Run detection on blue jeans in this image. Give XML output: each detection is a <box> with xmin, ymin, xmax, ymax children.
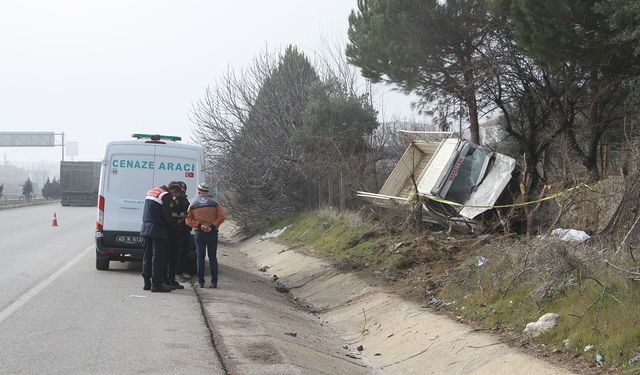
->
<box><xmin>195</xmin><ymin>230</ymin><xmax>218</xmax><ymax>285</ymax></box>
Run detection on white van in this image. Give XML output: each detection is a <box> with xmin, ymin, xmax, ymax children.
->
<box><xmin>95</xmin><ymin>134</ymin><xmax>204</xmax><ymax>270</ymax></box>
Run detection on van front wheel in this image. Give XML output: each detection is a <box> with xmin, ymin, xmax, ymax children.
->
<box><xmin>96</xmin><ymin>250</ymin><xmax>110</xmax><ymax>270</ymax></box>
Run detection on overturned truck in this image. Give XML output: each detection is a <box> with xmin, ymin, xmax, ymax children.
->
<box><xmin>358</xmin><ymin>131</ymin><xmax>517</xmax><ymax>232</ymax></box>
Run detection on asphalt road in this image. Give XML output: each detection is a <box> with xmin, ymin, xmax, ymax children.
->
<box><xmin>0</xmin><ymin>205</ymin><xmax>225</xmax><ymax>375</ymax></box>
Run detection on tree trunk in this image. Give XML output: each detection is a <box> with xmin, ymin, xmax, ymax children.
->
<box><xmin>595</xmin><ymin>156</ymin><xmax>640</xmax><ymax>255</ymax></box>
<box><xmin>467</xmin><ymin>96</ymin><xmax>481</xmax><ymax>145</ymax></box>
<box><xmin>462</xmin><ymin>64</ymin><xmax>481</xmax><ymax>145</ymax></box>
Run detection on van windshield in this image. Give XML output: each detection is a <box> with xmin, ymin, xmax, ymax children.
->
<box><xmin>444</xmin><ymin>145</ymin><xmax>493</xmax><ymax>204</ymax></box>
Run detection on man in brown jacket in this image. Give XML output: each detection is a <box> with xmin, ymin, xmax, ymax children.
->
<box><xmin>186</xmin><ymin>183</ymin><xmax>225</xmax><ymax>288</ymax></box>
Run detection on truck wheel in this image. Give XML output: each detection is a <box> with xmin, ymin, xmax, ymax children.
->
<box><xmin>96</xmin><ymin>250</ymin><xmax>110</xmax><ymax>270</ymax></box>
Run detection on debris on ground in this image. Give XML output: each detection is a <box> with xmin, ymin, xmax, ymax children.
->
<box><xmin>389</xmin><ymin>242</ymin><xmax>403</xmax><ymax>253</ymax></box>
<box><xmin>258</xmin><ymin>265</ymin><xmax>270</xmax><ymax>272</ymax></box>
<box><xmin>523</xmin><ymin>313</ymin><xmax>559</xmax><ymax>338</ymax></box>
<box><xmin>629</xmin><ymin>355</ymin><xmax>640</xmax><ymax>367</ymax></box>
<box><xmin>584</xmin><ymin>344</ymin><xmax>595</xmax><ymax>352</ymax></box>
<box><xmin>260</xmin><ymin>225</ymin><xmax>290</xmax><ymax>241</ymax></box>
<box><xmin>274</xmin><ymin>284</ymin><xmax>289</xmax><ymax>293</ymax></box>
<box><xmin>596</xmin><ymin>353</ymin><xmax>605</xmax><ymax>366</ymax></box>
<box><xmin>271</xmin><ymin>274</ymin><xmax>279</xmax><ymax>281</ymax></box>
<box><xmin>475</xmin><ymin>256</ymin><xmax>488</xmax><ymax>267</ymax></box>
<box><xmin>345</xmin><ymin>352</ymin><xmax>361</xmax><ymax>359</ymax></box>
<box><xmin>284</xmin><ymin>332</ymin><xmax>297</xmax><ymax>337</ymax></box>
<box><xmin>357</xmin><ymin>345</ymin><xmax>364</xmax><ymax>351</ymax></box>
<box><xmin>542</xmin><ymin>228</ymin><xmax>590</xmax><ymax>242</ymax></box>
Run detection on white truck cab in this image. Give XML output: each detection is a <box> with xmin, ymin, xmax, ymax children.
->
<box><xmin>95</xmin><ymin>134</ymin><xmax>204</xmax><ymax>270</ymax></box>
<box><xmin>358</xmin><ymin>131</ymin><xmax>517</xmax><ymax>231</ymax></box>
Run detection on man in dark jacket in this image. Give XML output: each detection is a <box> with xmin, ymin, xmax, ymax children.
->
<box><xmin>166</xmin><ymin>181</ymin><xmax>188</xmax><ymax>289</ymax></box>
<box><xmin>141</xmin><ymin>184</ymin><xmax>181</xmax><ymax>292</ymax></box>
<box><xmin>175</xmin><ymin>181</ymin><xmax>192</xmax><ymax>280</ymax></box>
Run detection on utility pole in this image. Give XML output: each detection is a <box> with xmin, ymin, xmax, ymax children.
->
<box><xmin>61</xmin><ymin>132</ymin><xmax>65</xmax><ymax>161</ymax></box>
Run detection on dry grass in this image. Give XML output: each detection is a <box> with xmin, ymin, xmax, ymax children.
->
<box><xmin>268</xmin><ymin>175</ymin><xmax>639</xmax><ymax>372</ymax></box>
<box><xmin>439</xmin><ymin>237</ymin><xmax>640</xmax><ymax>372</ymax></box>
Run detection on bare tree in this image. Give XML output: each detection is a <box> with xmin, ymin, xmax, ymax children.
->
<box><xmin>191</xmin><ymin>46</ymin><xmax>381</xmax><ymax>231</ymax></box>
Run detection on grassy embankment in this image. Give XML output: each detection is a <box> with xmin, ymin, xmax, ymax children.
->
<box><xmin>270</xmin><ymin>209</ymin><xmax>640</xmax><ymax>372</ymax></box>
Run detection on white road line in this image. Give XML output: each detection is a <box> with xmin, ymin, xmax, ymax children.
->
<box><xmin>0</xmin><ymin>245</ymin><xmax>93</xmax><ymax>324</ymax></box>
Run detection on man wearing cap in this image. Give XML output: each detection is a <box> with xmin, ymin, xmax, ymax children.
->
<box><xmin>141</xmin><ymin>184</ymin><xmax>182</xmax><ymax>292</ymax></box>
<box><xmin>186</xmin><ymin>183</ymin><xmax>225</xmax><ymax>288</ymax></box>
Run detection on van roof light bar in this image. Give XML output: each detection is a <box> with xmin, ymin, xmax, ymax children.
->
<box><xmin>131</xmin><ymin>133</ymin><xmax>182</xmax><ymax>142</ymax></box>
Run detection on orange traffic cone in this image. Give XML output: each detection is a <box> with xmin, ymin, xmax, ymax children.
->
<box><xmin>52</xmin><ymin>212</ymin><xmax>59</xmax><ymax>227</ymax></box>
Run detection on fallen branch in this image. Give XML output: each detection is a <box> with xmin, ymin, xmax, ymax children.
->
<box><xmin>500</xmin><ymin>247</ymin><xmax>532</xmax><ymax>299</ymax></box>
<box><xmin>604</xmin><ymin>259</ymin><xmax>640</xmax><ymax>280</ymax></box>
<box><xmin>361</xmin><ymin>307</ymin><xmax>368</xmax><ymax>334</ymax></box>
<box><xmin>573</xmin><ymin>276</ymin><xmax>621</xmax><ymax>325</ymax></box>
<box><xmin>576</xmin><ymin>277</ymin><xmax>607</xmax><ymax>323</ymax></box>
<box><xmin>467</xmin><ymin>336</ymin><xmax>520</xmax><ymax>349</ymax></box>
<box><xmin>616</xmin><ymin>212</ymin><xmax>640</xmax><ymax>261</ymax></box>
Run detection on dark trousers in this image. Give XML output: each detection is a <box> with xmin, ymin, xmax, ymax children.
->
<box><xmin>142</xmin><ymin>237</ymin><xmax>168</xmax><ymax>286</ymax></box>
<box><xmin>175</xmin><ymin>232</ymin><xmax>191</xmax><ymax>275</ymax></box>
<box><xmin>195</xmin><ymin>230</ymin><xmax>218</xmax><ymax>284</ymax></box>
<box><xmin>167</xmin><ymin>233</ymin><xmax>184</xmax><ymax>282</ymax></box>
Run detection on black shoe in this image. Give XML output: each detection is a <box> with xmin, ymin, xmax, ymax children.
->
<box><xmin>173</xmin><ymin>281</ymin><xmax>185</xmax><ymax>290</ymax></box>
<box><xmin>209</xmin><ymin>283</ymin><xmax>217</xmax><ymax>289</ymax></box>
<box><xmin>151</xmin><ymin>284</ymin><xmax>171</xmax><ymax>293</ymax></box>
<box><xmin>197</xmin><ymin>281</ymin><xmax>205</xmax><ymax>288</ymax></box>
<box><xmin>162</xmin><ymin>282</ymin><xmax>176</xmax><ymax>290</ymax></box>
<box><xmin>143</xmin><ymin>283</ymin><xmax>151</xmax><ymax>291</ymax></box>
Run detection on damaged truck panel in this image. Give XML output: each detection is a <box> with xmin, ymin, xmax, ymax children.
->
<box><xmin>459</xmin><ymin>153</ymin><xmax>516</xmax><ymax>219</ymax></box>
<box><xmin>358</xmin><ymin>130</ymin><xmax>517</xmax><ymax>226</ymax></box>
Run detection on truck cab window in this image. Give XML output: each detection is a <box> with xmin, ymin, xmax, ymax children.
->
<box><xmin>444</xmin><ymin>145</ymin><xmax>493</xmax><ymax>204</ymax></box>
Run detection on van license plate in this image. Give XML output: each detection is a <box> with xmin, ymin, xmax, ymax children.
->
<box><xmin>115</xmin><ymin>235</ymin><xmax>143</xmax><ymax>244</ymax></box>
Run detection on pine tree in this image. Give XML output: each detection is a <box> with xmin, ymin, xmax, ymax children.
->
<box><xmin>22</xmin><ymin>178</ymin><xmax>33</xmax><ymax>200</ymax></box>
<box><xmin>346</xmin><ymin>0</ymin><xmax>498</xmax><ymax>144</ymax></box>
<box><xmin>51</xmin><ymin>177</ymin><xmax>61</xmax><ymax>199</ymax></box>
<box><xmin>42</xmin><ymin>177</ymin><xmax>51</xmax><ymax>199</ymax></box>
<box><xmin>496</xmin><ymin>0</ymin><xmax>640</xmax><ymax>179</ymax></box>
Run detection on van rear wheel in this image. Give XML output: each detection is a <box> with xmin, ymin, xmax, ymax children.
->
<box><xmin>96</xmin><ymin>250</ymin><xmax>110</xmax><ymax>270</ymax></box>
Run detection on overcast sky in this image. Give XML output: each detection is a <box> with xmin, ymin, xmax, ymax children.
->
<box><xmin>0</xmin><ymin>0</ymin><xmax>419</xmax><ymax>164</ymax></box>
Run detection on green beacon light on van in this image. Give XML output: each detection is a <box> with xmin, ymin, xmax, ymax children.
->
<box><xmin>131</xmin><ymin>133</ymin><xmax>182</xmax><ymax>142</ymax></box>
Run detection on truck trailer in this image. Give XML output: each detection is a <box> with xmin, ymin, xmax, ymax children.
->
<box><xmin>60</xmin><ymin>161</ymin><xmax>101</xmax><ymax>206</ymax></box>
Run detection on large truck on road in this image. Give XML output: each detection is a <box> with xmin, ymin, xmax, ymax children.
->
<box><xmin>60</xmin><ymin>161</ymin><xmax>101</xmax><ymax>206</ymax></box>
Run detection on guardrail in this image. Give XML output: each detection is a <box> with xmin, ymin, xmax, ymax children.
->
<box><xmin>0</xmin><ymin>198</ymin><xmax>60</xmax><ymax>210</ymax></box>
